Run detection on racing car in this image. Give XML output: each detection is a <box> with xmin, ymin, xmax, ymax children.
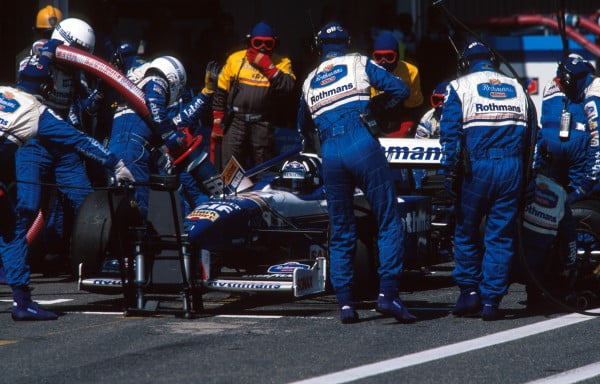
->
<box><xmin>69</xmin><ymin>138</ymin><xmax>450</xmax><ymax>316</ymax></box>
<box><xmin>69</xmin><ymin>136</ymin><xmax>600</xmax><ymax>316</ymax></box>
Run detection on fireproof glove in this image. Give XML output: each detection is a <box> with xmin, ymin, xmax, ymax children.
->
<box><xmin>246</xmin><ymin>48</ymin><xmax>279</xmax><ymax>79</ymax></box>
<box><xmin>203</xmin><ymin>60</ymin><xmax>220</xmax><ymax>95</ymax></box>
<box><xmin>163</xmin><ymin>127</ymin><xmax>195</xmax><ymax>158</ymax></box>
<box><xmin>212</xmin><ymin>110</ymin><xmax>224</xmax><ymax>139</ymax></box>
<box><xmin>114</xmin><ymin>160</ymin><xmax>135</xmax><ymax>183</ymax></box>
<box><xmin>39</xmin><ymin>38</ymin><xmax>64</xmax><ymax>60</ymax></box>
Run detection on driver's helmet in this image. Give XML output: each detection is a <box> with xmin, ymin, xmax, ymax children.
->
<box><xmin>278</xmin><ymin>154</ymin><xmax>322</xmax><ymax>193</ymax></box>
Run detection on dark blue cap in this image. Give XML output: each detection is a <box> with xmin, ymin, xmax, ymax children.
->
<box><xmin>373</xmin><ymin>32</ymin><xmax>399</xmax><ymax>52</ymax></box>
<box><xmin>250</xmin><ymin>22</ymin><xmax>275</xmax><ymax>38</ymax></box>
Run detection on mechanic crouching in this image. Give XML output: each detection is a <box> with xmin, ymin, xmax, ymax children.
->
<box><xmin>440</xmin><ymin>42</ymin><xmax>529</xmax><ymax>321</ymax></box>
<box><xmin>0</xmin><ymin>49</ymin><xmax>134</xmax><ymax>321</ymax></box>
<box><xmin>297</xmin><ymin>22</ymin><xmax>416</xmax><ymax>324</ymax></box>
<box><xmin>109</xmin><ymin>55</ymin><xmax>218</xmax><ymax>218</ymax></box>
<box><xmin>514</xmin><ymin>55</ymin><xmax>594</xmax><ymax>310</ymax></box>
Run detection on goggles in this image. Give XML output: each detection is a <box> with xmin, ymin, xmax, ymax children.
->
<box><xmin>372</xmin><ymin>50</ymin><xmax>397</xmax><ymax>64</ymax></box>
<box><xmin>430</xmin><ymin>93</ymin><xmax>445</xmax><ymax>109</ymax></box>
<box><xmin>250</xmin><ymin>37</ymin><xmax>275</xmax><ymax>50</ymax></box>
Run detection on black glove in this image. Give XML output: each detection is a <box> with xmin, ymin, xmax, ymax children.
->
<box><xmin>443</xmin><ymin>170</ymin><xmax>460</xmax><ymax>203</ymax></box>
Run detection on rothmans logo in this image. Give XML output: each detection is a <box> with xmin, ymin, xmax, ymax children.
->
<box><xmin>310</xmin><ymin>82</ymin><xmax>353</xmax><ymax>104</ymax></box>
<box><xmin>475</xmin><ymin>103</ymin><xmax>522</xmax><ymax>113</ymax></box>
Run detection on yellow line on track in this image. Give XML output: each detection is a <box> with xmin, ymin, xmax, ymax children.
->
<box><xmin>0</xmin><ymin>340</ymin><xmax>18</xmax><ymax>346</ymax></box>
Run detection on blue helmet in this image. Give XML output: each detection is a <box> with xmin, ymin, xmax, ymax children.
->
<box><xmin>316</xmin><ymin>22</ymin><xmax>350</xmax><ymax>59</ymax></box>
<box><xmin>458</xmin><ymin>41</ymin><xmax>497</xmax><ymax>73</ymax></box>
<box><xmin>112</xmin><ymin>42</ymin><xmax>139</xmax><ymax>72</ymax></box>
<box><xmin>557</xmin><ymin>53</ymin><xmax>595</xmax><ymax>101</ymax></box>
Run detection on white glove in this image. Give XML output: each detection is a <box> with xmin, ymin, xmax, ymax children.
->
<box><xmin>114</xmin><ymin>160</ymin><xmax>135</xmax><ymax>183</ymax></box>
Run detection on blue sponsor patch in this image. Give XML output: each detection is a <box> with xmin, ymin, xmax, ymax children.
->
<box><xmin>0</xmin><ymin>92</ymin><xmax>20</xmax><ymax>113</ymax></box>
<box><xmin>477</xmin><ymin>81</ymin><xmax>517</xmax><ymax>99</ymax></box>
<box><xmin>311</xmin><ymin>64</ymin><xmax>348</xmax><ymax>88</ymax></box>
<box><xmin>268</xmin><ymin>262</ymin><xmax>311</xmax><ymax>274</ymax></box>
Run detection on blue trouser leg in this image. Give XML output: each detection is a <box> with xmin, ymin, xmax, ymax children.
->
<box><xmin>45</xmin><ymin>149</ymin><xmax>93</xmax><ymax>253</ymax></box>
<box><xmin>323</xmin><ymin>126</ymin><xmax>403</xmax><ymax>301</ymax></box>
<box><xmin>108</xmin><ymin>128</ymin><xmax>150</xmax><ymax>217</ymax></box>
<box><xmin>8</xmin><ymin>141</ymin><xmax>54</xmax><ymax>285</ymax></box>
<box><xmin>453</xmin><ymin>157</ymin><xmax>522</xmax><ymax>305</ymax></box>
<box><xmin>322</xmin><ymin>137</ymin><xmax>356</xmax><ymax>301</ymax></box>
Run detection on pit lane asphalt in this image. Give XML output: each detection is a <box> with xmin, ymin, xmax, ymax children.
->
<box><xmin>2</xmin><ymin>265</ymin><xmax>600</xmax><ymax>384</ymax></box>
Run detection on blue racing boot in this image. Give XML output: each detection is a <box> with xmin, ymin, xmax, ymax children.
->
<box><xmin>377</xmin><ymin>289</ymin><xmax>417</xmax><ymax>323</ymax></box>
<box><xmin>481</xmin><ymin>304</ymin><xmax>503</xmax><ymax>321</ymax></box>
<box><xmin>452</xmin><ymin>289</ymin><xmax>482</xmax><ymax>317</ymax></box>
<box><xmin>0</xmin><ymin>267</ymin><xmax>6</xmax><ymax>285</ymax></box>
<box><xmin>11</xmin><ymin>286</ymin><xmax>58</xmax><ymax>321</ymax></box>
<box><xmin>339</xmin><ymin>304</ymin><xmax>359</xmax><ymax>324</ymax></box>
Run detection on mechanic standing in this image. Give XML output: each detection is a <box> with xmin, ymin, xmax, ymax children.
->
<box><xmin>556</xmin><ymin>54</ymin><xmax>600</xmax><ymax>189</ymax></box>
<box><xmin>212</xmin><ymin>22</ymin><xmax>296</xmax><ymax>170</ymax></box>
<box><xmin>370</xmin><ymin>32</ymin><xmax>424</xmax><ymax>137</ymax></box>
<box><xmin>516</xmin><ymin>55</ymin><xmax>594</xmax><ymax>309</ymax></box>
<box><xmin>440</xmin><ymin>41</ymin><xmax>529</xmax><ymax>321</ymax></box>
<box><xmin>297</xmin><ymin>22</ymin><xmax>416</xmax><ymax>324</ymax></box>
<box><xmin>0</xmin><ymin>49</ymin><xmax>134</xmax><ymax>321</ymax></box>
<box><xmin>15</xmin><ymin>18</ymin><xmax>102</xmax><ymax>274</ymax></box>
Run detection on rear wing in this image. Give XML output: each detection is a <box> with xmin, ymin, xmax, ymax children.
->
<box><xmin>379</xmin><ymin>138</ymin><xmax>442</xmax><ymax>168</ymax></box>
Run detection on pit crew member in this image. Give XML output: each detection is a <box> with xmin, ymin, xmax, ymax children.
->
<box><xmin>109</xmin><ymin>55</ymin><xmax>217</xmax><ymax>217</ymax></box>
<box><xmin>212</xmin><ymin>22</ymin><xmax>296</xmax><ymax>169</ymax></box>
<box><xmin>15</xmin><ymin>18</ymin><xmax>102</xmax><ymax>274</ymax></box>
<box><xmin>0</xmin><ymin>52</ymin><xmax>134</xmax><ymax>321</ymax></box>
<box><xmin>517</xmin><ymin>57</ymin><xmax>593</xmax><ymax>309</ymax></box>
<box><xmin>297</xmin><ymin>22</ymin><xmax>416</xmax><ymax>324</ymax></box>
<box><xmin>440</xmin><ymin>42</ymin><xmax>529</xmax><ymax>321</ymax></box>
<box><xmin>412</xmin><ymin>81</ymin><xmax>448</xmax><ymax>190</ymax></box>
<box><xmin>370</xmin><ymin>31</ymin><xmax>424</xmax><ymax>137</ymax></box>
<box><xmin>557</xmin><ymin>53</ymin><xmax>600</xmax><ymax>190</ymax></box>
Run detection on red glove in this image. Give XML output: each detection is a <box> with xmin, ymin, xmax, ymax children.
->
<box><xmin>246</xmin><ymin>48</ymin><xmax>279</xmax><ymax>79</ymax></box>
<box><xmin>212</xmin><ymin>110</ymin><xmax>224</xmax><ymax>138</ymax></box>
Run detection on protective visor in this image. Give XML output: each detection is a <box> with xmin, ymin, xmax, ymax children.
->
<box><xmin>372</xmin><ymin>50</ymin><xmax>398</xmax><ymax>64</ymax></box>
<box><xmin>430</xmin><ymin>93</ymin><xmax>445</xmax><ymax>109</ymax></box>
<box><xmin>250</xmin><ymin>37</ymin><xmax>275</xmax><ymax>50</ymax></box>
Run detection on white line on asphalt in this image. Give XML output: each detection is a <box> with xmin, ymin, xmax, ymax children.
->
<box><xmin>215</xmin><ymin>314</ymin><xmax>335</xmax><ymax>320</ymax></box>
<box><xmin>289</xmin><ymin>310</ymin><xmax>600</xmax><ymax>384</ymax></box>
<box><xmin>523</xmin><ymin>361</ymin><xmax>600</xmax><ymax>384</ymax></box>
<box><xmin>217</xmin><ymin>314</ymin><xmax>283</xmax><ymax>319</ymax></box>
<box><xmin>0</xmin><ymin>299</ymin><xmax>73</xmax><ymax>305</ymax></box>
<box><xmin>65</xmin><ymin>311</ymin><xmax>124</xmax><ymax>315</ymax></box>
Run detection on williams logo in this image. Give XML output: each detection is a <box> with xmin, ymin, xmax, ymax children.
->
<box><xmin>312</xmin><ymin>65</ymin><xmax>348</xmax><ymax>89</ymax></box>
<box><xmin>477</xmin><ymin>81</ymin><xmax>517</xmax><ymax>99</ymax></box>
<box><xmin>0</xmin><ymin>92</ymin><xmax>20</xmax><ymax>113</ymax></box>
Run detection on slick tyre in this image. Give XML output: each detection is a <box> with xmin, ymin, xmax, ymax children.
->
<box><xmin>69</xmin><ymin>190</ymin><xmax>143</xmax><ymax>277</ymax></box>
<box><xmin>571</xmin><ymin>199</ymin><xmax>600</xmax><ymax>238</ymax></box>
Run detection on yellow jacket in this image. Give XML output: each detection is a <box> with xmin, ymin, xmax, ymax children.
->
<box><xmin>371</xmin><ymin>60</ymin><xmax>423</xmax><ymax>109</ymax></box>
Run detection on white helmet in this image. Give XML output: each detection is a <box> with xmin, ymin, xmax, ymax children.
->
<box><xmin>51</xmin><ymin>18</ymin><xmax>95</xmax><ymax>53</ymax></box>
<box><xmin>146</xmin><ymin>56</ymin><xmax>187</xmax><ymax>106</ymax></box>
